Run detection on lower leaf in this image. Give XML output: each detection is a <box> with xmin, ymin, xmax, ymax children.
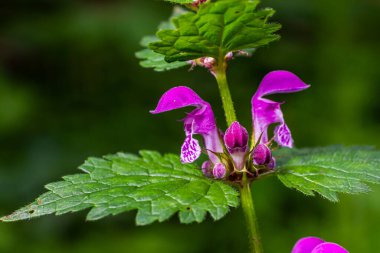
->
<box><xmin>1</xmin><ymin>151</ymin><xmax>239</xmax><ymax>225</ymax></box>
<box><xmin>275</xmin><ymin>146</ymin><xmax>380</xmax><ymax>202</ymax></box>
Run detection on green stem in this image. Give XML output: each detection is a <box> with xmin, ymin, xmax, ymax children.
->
<box><xmin>214</xmin><ymin>67</ymin><xmax>237</xmax><ymax>126</ymax></box>
<box><xmin>213</xmin><ymin>62</ymin><xmax>263</xmax><ymax>253</ymax></box>
<box><xmin>240</xmin><ymin>174</ymin><xmax>263</xmax><ymax>253</ymax></box>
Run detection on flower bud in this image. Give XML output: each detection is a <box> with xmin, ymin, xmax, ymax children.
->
<box><xmin>225</xmin><ymin>52</ymin><xmax>234</xmax><ymax>61</ymax></box>
<box><xmin>201</xmin><ymin>161</ymin><xmax>213</xmax><ymax>178</ymax></box>
<box><xmin>252</xmin><ymin>144</ymin><xmax>272</xmax><ymax>165</ymax></box>
<box><xmin>192</xmin><ymin>0</ymin><xmax>207</xmax><ymax>7</ymax></box>
<box><xmin>268</xmin><ymin>157</ymin><xmax>276</xmax><ymax>170</ymax></box>
<box><xmin>224</xmin><ymin>121</ymin><xmax>249</xmax><ymax>153</ymax></box>
<box><xmin>213</xmin><ymin>163</ymin><xmax>226</xmax><ymax>179</ymax></box>
<box><xmin>223</xmin><ymin>121</ymin><xmax>249</xmax><ymax>170</ymax></box>
<box><xmin>200</xmin><ymin>57</ymin><xmax>216</xmax><ymax>69</ymax></box>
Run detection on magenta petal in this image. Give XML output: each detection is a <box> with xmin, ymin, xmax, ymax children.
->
<box><xmin>180</xmin><ymin>136</ymin><xmax>202</xmax><ymax>164</ymax></box>
<box><xmin>255</xmin><ymin>70</ymin><xmax>311</xmax><ymax>98</ymax></box>
<box><xmin>203</xmin><ymin>128</ymin><xmax>224</xmax><ymax>163</ymax></box>
<box><xmin>274</xmin><ymin>123</ymin><xmax>294</xmax><ymax>148</ymax></box>
<box><xmin>311</xmin><ymin>243</ymin><xmax>349</xmax><ymax>253</ymax></box>
<box><xmin>151</xmin><ymin>86</ymin><xmax>215</xmax><ymax>134</ymax></box>
<box><xmin>252</xmin><ymin>71</ymin><xmax>310</xmax><ymax>146</ymax></box>
<box><xmin>151</xmin><ymin>86</ymin><xmax>205</xmax><ymax>113</ymax></box>
<box><xmin>151</xmin><ymin>86</ymin><xmax>223</xmax><ymax>163</ymax></box>
<box><xmin>252</xmin><ymin>98</ymin><xmax>284</xmax><ymax>144</ymax></box>
<box><xmin>292</xmin><ymin>237</ymin><xmax>325</xmax><ymax>253</ymax></box>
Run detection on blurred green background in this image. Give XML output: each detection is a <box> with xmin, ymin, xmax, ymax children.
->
<box><xmin>0</xmin><ymin>0</ymin><xmax>379</xmax><ymax>252</ymax></box>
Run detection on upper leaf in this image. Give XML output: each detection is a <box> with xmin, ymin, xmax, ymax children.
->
<box><xmin>135</xmin><ymin>9</ymin><xmax>190</xmax><ymax>72</ymax></box>
<box><xmin>136</xmin><ymin>36</ymin><xmax>189</xmax><ymax>72</ymax></box>
<box><xmin>1</xmin><ymin>151</ymin><xmax>239</xmax><ymax>225</ymax></box>
<box><xmin>149</xmin><ymin>0</ymin><xmax>281</xmax><ymax>62</ymax></box>
<box><xmin>275</xmin><ymin>146</ymin><xmax>380</xmax><ymax>202</ymax></box>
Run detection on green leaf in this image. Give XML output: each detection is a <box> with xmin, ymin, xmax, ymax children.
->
<box><xmin>135</xmin><ymin>8</ymin><xmax>190</xmax><ymax>72</ymax></box>
<box><xmin>1</xmin><ymin>151</ymin><xmax>239</xmax><ymax>225</ymax></box>
<box><xmin>136</xmin><ymin>36</ymin><xmax>189</xmax><ymax>72</ymax></box>
<box><xmin>275</xmin><ymin>146</ymin><xmax>380</xmax><ymax>202</ymax></box>
<box><xmin>149</xmin><ymin>0</ymin><xmax>281</xmax><ymax>62</ymax></box>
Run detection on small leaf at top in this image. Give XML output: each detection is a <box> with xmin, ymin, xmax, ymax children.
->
<box><xmin>275</xmin><ymin>146</ymin><xmax>380</xmax><ymax>202</ymax></box>
<box><xmin>1</xmin><ymin>151</ymin><xmax>239</xmax><ymax>225</ymax></box>
<box><xmin>149</xmin><ymin>0</ymin><xmax>281</xmax><ymax>62</ymax></box>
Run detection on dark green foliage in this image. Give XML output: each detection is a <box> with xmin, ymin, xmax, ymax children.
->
<box><xmin>136</xmin><ymin>36</ymin><xmax>189</xmax><ymax>71</ymax></box>
<box><xmin>1</xmin><ymin>151</ymin><xmax>239</xmax><ymax>225</ymax></box>
<box><xmin>150</xmin><ymin>0</ymin><xmax>281</xmax><ymax>62</ymax></box>
<box><xmin>275</xmin><ymin>146</ymin><xmax>380</xmax><ymax>202</ymax></box>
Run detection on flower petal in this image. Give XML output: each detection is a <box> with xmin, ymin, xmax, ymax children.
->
<box><xmin>255</xmin><ymin>70</ymin><xmax>310</xmax><ymax>98</ymax></box>
<box><xmin>311</xmin><ymin>243</ymin><xmax>349</xmax><ymax>253</ymax></box>
<box><xmin>151</xmin><ymin>86</ymin><xmax>223</xmax><ymax>163</ymax></box>
<box><xmin>180</xmin><ymin>136</ymin><xmax>202</xmax><ymax>164</ymax></box>
<box><xmin>151</xmin><ymin>86</ymin><xmax>205</xmax><ymax>113</ymax></box>
<box><xmin>252</xmin><ymin>71</ymin><xmax>310</xmax><ymax>146</ymax></box>
<box><xmin>252</xmin><ymin>98</ymin><xmax>283</xmax><ymax>144</ymax></box>
<box><xmin>274</xmin><ymin>123</ymin><xmax>294</xmax><ymax>148</ymax></box>
<box><xmin>151</xmin><ymin>86</ymin><xmax>216</xmax><ymax>134</ymax></box>
<box><xmin>292</xmin><ymin>237</ymin><xmax>325</xmax><ymax>253</ymax></box>
<box><xmin>203</xmin><ymin>128</ymin><xmax>224</xmax><ymax>163</ymax></box>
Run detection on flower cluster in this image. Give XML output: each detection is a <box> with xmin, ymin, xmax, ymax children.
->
<box><xmin>188</xmin><ymin>51</ymin><xmax>251</xmax><ymax>76</ymax></box>
<box><xmin>151</xmin><ymin>71</ymin><xmax>309</xmax><ymax>182</ymax></box>
<box><xmin>292</xmin><ymin>237</ymin><xmax>349</xmax><ymax>253</ymax></box>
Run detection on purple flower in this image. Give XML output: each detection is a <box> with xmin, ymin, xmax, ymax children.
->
<box><xmin>292</xmin><ymin>237</ymin><xmax>349</xmax><ymax>253</ymax></box>
<box><xmin>151</xmin><ymin>86</ymin><xmax>223</xmax><ymax>164</ymax></box>
<box><xmin>252</xmin><ymin>70</ymin><xmax>310</xmax><ymax>147</ymax></box>
<box><xmin>151</xmin><ymin>70</ymin><xmax>309</xmax><ymax>179</ymax></box>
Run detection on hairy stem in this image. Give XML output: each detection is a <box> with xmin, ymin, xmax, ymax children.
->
<box><xmin>214</xmin><ymin>66</ymin><xmax>237</xmax><ymax>126</ymax></box>
<box><xmin>241</xmin><ymin>173</ymin><xmax>263</xmax><ymax>253</ymax></box>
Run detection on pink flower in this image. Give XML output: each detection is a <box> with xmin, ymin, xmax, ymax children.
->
<box><xmin>292</xmin><ymin>237</ymin><xmax>349</xmax><ymax>253</ymax></box>
<box><xmin>151</xmin><ymin>71</ymin><xmax>309</xmax><ymax>179</ymax></box>
<box><xmin>252</xmin><ymin>71</ymin><xmax>310</xmax><ymax>147</ymax></box>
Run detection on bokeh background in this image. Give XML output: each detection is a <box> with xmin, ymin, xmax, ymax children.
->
<box><xmin>1</xmin><ymin>0</ymin><xmax>379</xmax><ymax>252</ymax></box>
